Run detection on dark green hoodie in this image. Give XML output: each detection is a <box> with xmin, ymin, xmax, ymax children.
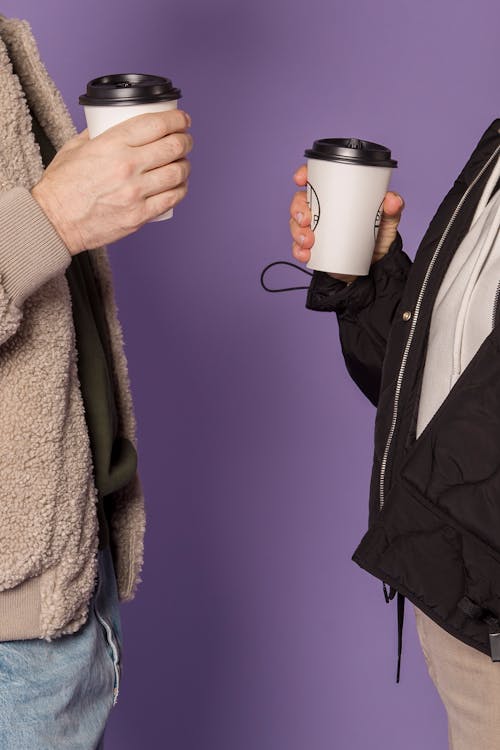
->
<box><xmin>29</xmin><ymin>104</ymin><xmax>137</xmax><ymax>549</ymax></box>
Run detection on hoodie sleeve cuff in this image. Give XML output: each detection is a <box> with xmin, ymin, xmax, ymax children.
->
<box><xmin>306</xmin><ymin>232</ymin><xmax>404</xmax><ymax>314</ymax></box>
<box><xmin>0</xmin><ymin>186</ymin><xmax>72</xmax><ymax>307</ymax></box>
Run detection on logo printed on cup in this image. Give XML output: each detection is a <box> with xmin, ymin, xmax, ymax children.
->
<box><xmin>306</xmin><ymin>182</ymin><xmax>321</xmax><ymax>231</ymax></box>
<box><xmin>374</xmin><ymin>199</ymin><xmax>384</xmax><ymax>239</ymax></box>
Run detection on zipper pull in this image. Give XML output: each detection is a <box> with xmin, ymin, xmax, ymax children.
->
<box><xmin>458</xmin><ymin>596</ymin><xmax>500</xmax><ymax>662</ymax></box>
<box><xmin>383</xmin><ymin>581</ymin><xmax>397</xmax><ymax>603</ymax></box>
<box><xmin>485</xmin><ymin>615</ymin><xmax>500</xmax><ymax>661</ymax></box>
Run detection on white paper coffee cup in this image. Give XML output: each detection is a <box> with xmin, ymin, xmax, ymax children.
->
<box><xmin>304</xmin><ymin>138</ymin><xmax>397</xmax><ymax>276</ymax></box>
<box><xmin>79</xmin><ymin>74</ymin><xmax>182</xmax><ymax>221</ymax></box>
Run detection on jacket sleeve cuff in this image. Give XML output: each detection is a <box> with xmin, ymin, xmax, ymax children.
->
<box><xmin>0</xmin><ymin>187</ymin><xmax>72</xmax><ymax>307</ymax></box>
<box><xmin>305</xmin><ymin>232</ymin><xmax>404</xmax><ymax>314</ymax></box>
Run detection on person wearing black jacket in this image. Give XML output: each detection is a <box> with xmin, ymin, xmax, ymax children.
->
<box><xmin>289</xmin><ymin>119</ymin><xmax>500</xmax><ymax>749</ymax></box>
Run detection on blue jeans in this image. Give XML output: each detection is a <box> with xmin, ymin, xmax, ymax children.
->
<box><xmin>0</xmin><ymin>545</ymin><xmax>122</xmax><ymax>750</ymax></box>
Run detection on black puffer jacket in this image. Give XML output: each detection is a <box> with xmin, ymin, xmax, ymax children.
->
<box><xmin>306</xmin><ymin>119</ymin><xmax>500</xmax><ymax>664</ymax></box>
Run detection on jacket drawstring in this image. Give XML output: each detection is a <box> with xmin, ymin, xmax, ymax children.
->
<box><xmin>396</xmin><ymin>592</ymin><xmax>405</xmax><ymax>683</ymax></box>
<box><xmin>383</xmin><ymin>582</ymin><xmax>405</xmax><ymax>683</ymax></box>
<box><xmin>262</xmin><ymin>258</ymin><xmax>411</xmax><ymax>683</ymax></box>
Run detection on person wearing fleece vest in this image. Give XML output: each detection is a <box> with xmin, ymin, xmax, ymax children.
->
<box><xmin>0</xmin><ymin>13</ymin><xmax>192</xmax><ymax>749</ymax></box>
<box><xmin>290</xmin><ymin>122</ymin><xmax>500</xmax><ymax>749</ymax></box>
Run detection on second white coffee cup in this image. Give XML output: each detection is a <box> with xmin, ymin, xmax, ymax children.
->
<box><xmin>304</xmin><ymin>138</ymin><xmax>397</xmax><ymax>276</ymax></box>
<box><xmin>79</xmin><ymin>74</ymin><xmax>182</xmax><ymax>221</ymax></box>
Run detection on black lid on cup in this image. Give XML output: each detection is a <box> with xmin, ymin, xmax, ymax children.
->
<box><xmin>79</xmin><ymin>74</ymin><xmax>182</xmax><ymax>106</ymax></box>
<box><xmin>304</xmin><ymin>138</ymin><xmax>397</xmax><ymax>168</ymax></box>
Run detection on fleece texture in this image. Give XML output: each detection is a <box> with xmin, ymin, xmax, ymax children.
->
<box><xmin>0</xmin><ymin>15</ymin><xmax>145</xmax><ymax>640</ymax></box>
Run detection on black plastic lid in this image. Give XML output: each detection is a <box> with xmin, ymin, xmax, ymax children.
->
<box><xmin>304</xmin><ymin>138</ymin><xmax>397</xmax><ymax>168</ymax></box>
<box><xmin>79</xmin><ymin>74</ymin><xmax>182</xmax><ymax>106</ymax></box>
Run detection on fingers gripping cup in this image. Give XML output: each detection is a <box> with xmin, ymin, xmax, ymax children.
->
<box><xmin>79</xmin><ymin>74</ymin><xmax>182</xmax><ymax>221</ymax></box>
<box><xmin>304</xmin><ymin>138</ymin><xmax>397</xmax><ymax>275</ymax></box>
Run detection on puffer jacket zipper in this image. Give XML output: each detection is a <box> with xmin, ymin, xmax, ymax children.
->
<box><xmin>379</xmin><ymin>144</ymin><xmax>500</xmax><ymax>511</ymax></box>
<box><xmin>492</xmin><ymin>280</ymin><xmax>500</xmax><ymax>330</ymax></box>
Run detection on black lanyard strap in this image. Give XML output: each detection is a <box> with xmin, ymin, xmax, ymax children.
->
<box><xmin>260</xmin><ymin>261</ymin><xmax>313</xmax><ymax>293</ymax></box>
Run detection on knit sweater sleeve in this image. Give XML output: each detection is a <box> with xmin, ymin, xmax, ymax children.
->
<box><xmin>0</xmin><ymin>186</ymin><xmax>71</xmax><ymax>345</ymax></box>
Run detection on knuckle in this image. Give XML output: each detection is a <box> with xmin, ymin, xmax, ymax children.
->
<box><xmin>178</xmin><ymin>110</ymin><xmax>190</xmax><ymax>128</ymax></box>
<box><xmin>176</xmin><ymin>182</ymin><xmax>188</xmax><ymax>201</ymax></box>
<box><xmin>164</xmin><ymin>161</ymin><xmax>183</xmax><ymax>188</ymax></box>
<box><xmin>382</xmin><ymin>214</ymin><xmax>400</xmax><ymax>227</ymax></box>
<box><xmin>172</xmin><ymin>133</ymin><xmax>186</xmax><ymax>157</ymax></box>
<box><xmin>174</xmin><ymin>161</ymin><xmax>186</xmax><ymax>185</ymax></box>
<box><xmin>168</xmin><ymin>182</ymin><xmax>188</xmax><ymax>209</ymax></box>
<box><xmin>116</xmin><ymin>159</ymin><xmax>135</xmax><ymax>182</ymax></box>
<box><xmin>164</xmin><ymin>133</ymin><xmax>180</xmax><ymax>159</ymax></box>
<box><xmin>128</xmin><ymin>113</ymin><xmax>163</xmax><ymax>142</ymax></box>
<box><xmin>128</xmin><ymin>204</ymin><xmax>146</xmax><ymax>229</ymax></box>
<box><xmin>163</xmin><ymin>192</ymin><xmax>176</xmax><ymax>211</ymax></box>
<box><xmin>292</xmin><ymin>192</ymin><xmax>307</xmax><ymax>209</ymax></box>
<box><xmin>120</xmin><ymin>182</ymin><xmax>141</xmax><ymax>207</ymax></box>
<box><xmin>148</xmin><ymin>115</ymin><xmax>167</xmax><ymax>139</ymax></box>
<box><xmin>168</xmin><ymin>133</ymin><xmax>183</xmax><ymax>154</ymax></box>
<box><xmin>162</xmin><ymin>109</ymin><xmax>180</xmax><ymax>124</ymax></box>
<box><xmin>163</xmin><ymin>134</ymin><xmax>191</xmax><ymax>164</ymax></box>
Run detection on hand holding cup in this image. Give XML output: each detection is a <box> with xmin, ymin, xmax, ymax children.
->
<box><xmin>32</xmin><ymin>108</ymin><xmax>192</xmax><ymax>256</ymax></box>
<box><xmin>289</xmin><ymin>164</ymin><xmax>405</xmax><ymax>283</ymax></box>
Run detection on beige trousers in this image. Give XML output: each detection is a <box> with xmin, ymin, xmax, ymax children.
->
<box><xmin>414</xmin><ymin>605</ymin><xmax>500</xmax><ymax>749</ymax></box>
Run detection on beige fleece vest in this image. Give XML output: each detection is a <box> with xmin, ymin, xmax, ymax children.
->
<box><xmin>0</xmin><ymin>15</ymin><xmax>145</xmax><ymax>640</ymax></box>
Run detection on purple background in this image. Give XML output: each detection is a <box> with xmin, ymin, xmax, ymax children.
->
<box><xmin>2</xmin><ymin>0</ymin><xmax>499</xmax><ymax>747</ymax></box>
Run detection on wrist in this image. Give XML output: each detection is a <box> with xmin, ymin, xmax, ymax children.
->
<box><xmin>31</xmin><ymin>181</ymin><xmax>83</xmax><ymax>256</ymax></box>
<box><xmin>327</xmin><ymin>272</ymin><xmax>358</xmax><ymax>285</ymax></box>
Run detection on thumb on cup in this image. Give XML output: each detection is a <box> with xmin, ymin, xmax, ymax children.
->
<box><xmin>382</xmin><ymin>191</ymin><xmax>405</xmax><ymax>222</ymax></box>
